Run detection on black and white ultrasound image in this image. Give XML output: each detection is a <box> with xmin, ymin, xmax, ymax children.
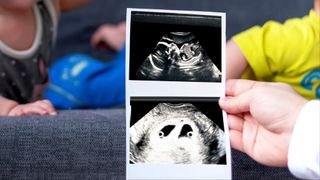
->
<box><xmin>130</xmin><ymin>97</ymin><xmax>226</xmax><ymax>164</ymax></box>
<box><xmin>130</xmin><ymin>12</ymin><xmax>222</xmax><ymax>82</ymax></box>
<box><xmin>136</xmin><ymin>32</ymin><xmax>221</xmax><ymax>82</ymax></box>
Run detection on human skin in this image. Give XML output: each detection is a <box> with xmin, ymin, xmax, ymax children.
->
<box><xmin>219</xmin><ymin>79</ymin><xmax>307</xmax><ymax>167</ymax></box>
<box><xmin>226</xmin><ymin>0</ymin><xmax>320</xmax><ymax>79</ymax></box>
<box><xmin>0</xmin><ymin>0</ymin><xmax>91</xmax><ymax>116</ymax></box>
<box><xmin>91</xmin><ymin>22</ymin><xmax>126</xmax><ymax>51</ymax></box>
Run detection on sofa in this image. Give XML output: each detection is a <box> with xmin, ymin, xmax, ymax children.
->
<box><xmin>0</xmin><ymin>109</ymin><xmax>298</xmax><ymax>179</ymax></box>
<box><xmin>1</xmin><ymin>0</ymin><xmax>312</xmax><ymax>179</ymax></box>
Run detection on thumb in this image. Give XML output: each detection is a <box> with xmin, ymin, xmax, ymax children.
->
<box><xmin>91</xmin><ymin>31</ymin><xmax>101</xmax><ymax>47</ymax></box>
<box><xmin>219</xmin><ymin>90</ymin><xmax>254</xmax><ymax>114</ymax></box>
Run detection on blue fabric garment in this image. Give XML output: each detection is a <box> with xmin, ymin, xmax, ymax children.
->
<box><xmin>45</xmin><ymin>47</ymin><xmax>125</xmax><ymax>109</ymax></box>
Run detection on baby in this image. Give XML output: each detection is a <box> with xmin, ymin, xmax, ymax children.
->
<box><xmin>0</xmin><ymin>0</ymin><xmax>90</xmax><ymax>116</ymax></box>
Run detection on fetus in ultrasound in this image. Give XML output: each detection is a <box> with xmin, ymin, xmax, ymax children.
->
<box><xmin>136</xmin><ymin>32</ymin><xmax>222</xmax><ymax>82</ymax></box>
<box><xmin>130</xmin><ymin>103</ymin><xmax>225</xmax><ymax>164</ymax></box>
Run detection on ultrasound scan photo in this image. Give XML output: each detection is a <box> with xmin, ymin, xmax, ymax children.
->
<box><xmin>136</xmin><ymin>32</ymin><xmax>222</xmax><ymax>82</ymax></box>
<box><xmin>130</xmin><ymin>102</ymin><xmax>225</xmax><ymax>164</ymax></box>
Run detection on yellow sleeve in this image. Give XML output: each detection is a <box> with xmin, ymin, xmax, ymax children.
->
<box><xmin>232</xmin><ymin>19</ymin><xmax>308</xmax><ymax>81</ymax></box>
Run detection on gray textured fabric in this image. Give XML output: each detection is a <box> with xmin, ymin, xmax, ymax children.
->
<box><xmin>0</xmin><ymin>109</ymin><xmax>126</xmax><ymax>180</ymax></box>
<box><xmin>0</xmin><ymin>109</ymin><xmax>297</xmax><ymax>179</ymax></box>
<box><xmin>232</xmin><ymin>150</ymin><xmax>298</xmax><ymax>180</ymax></box>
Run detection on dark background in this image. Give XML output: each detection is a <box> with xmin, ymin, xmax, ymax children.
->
<box><xmin>130</xmin><ymin>97</ymin><xmax>224</xmax><ymax>131</ymax></box>
<box><xmin>52</xmin><ymin>0</ymin><xmax>313</xmax><ymax>64</ymax></box>
<box><xmin>129</xmin><ymin>12</ymin><xmax>222</xmax><ymax>80</ymax></box>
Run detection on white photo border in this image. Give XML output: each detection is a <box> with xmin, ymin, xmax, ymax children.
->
<box><xmin>126</xmin><ymin>8</ymin><xmax>231</xmax><ymax>180</ymax></box>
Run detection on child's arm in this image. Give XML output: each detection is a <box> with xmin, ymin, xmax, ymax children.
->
<box><xmin>0</xmin><ymin>96</ymin><xmax>19</xmax><ymax>116</ymax></box>
<box><xmin>0</xmin><ymin>96</ymin><xmax>57</xmax><ymax>116</ymax></box>
<box><xmin>226</xmin><ymin>40</ymin><xmax>249</xmax><ymax>79</ymax></box>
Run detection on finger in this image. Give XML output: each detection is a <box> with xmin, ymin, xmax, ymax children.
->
<box><xmin>229</xmin><ymin>130</ymin><xmax>244</xmax><ymax>152</ymax></box>
<box><xmin>227</xmin><ymin>114</ymin><xmax>244</xmax><ymax>132</ymax></box>
<box><xmin>118</xmin><ymin>22</ymin><xmax>126</xmax><ymax>31</ymax></box>
<box><xmin>226</xmin><ymin>79</ymin><xmax>259</xmax><ymax>96</ymax></box>
<box><xmin>241</xmin><ymin>114</ymin><xmax>259</xmax><ymax>156</ymax></box>
<box><xmin>219</xmin><ymin>91</ymin><xmax>253</xmax><ymax>114</ymax></box>
<box><xmin>91</xmin><ymin>32</ymin><xmax>110</xmax><ymax>50</ymax></box>
<box><xmin>16</xmin><ymin>109</ymin><xmax>26</xmax><ymax>116</ymax></box>
<box><xmin>8</xmin><ymin>107</ymin><xmax>25</xmax><ymax>116</ymax></box>
<box><xmin>38</xmin><ymin>100</ymin><xmax>57</xmax><ymax>115</ymax></box>
<box><xmin>118</xmin><ymin>22</ymin><xmax>126</xmax><ymax>36</ymax></box>
<box><xmin>8</xmin><ymin>109</ymin><xmax>16</xmax><ymax>116</ymax></box>
<box><xmin>22</xmin><ymin>105</ymin><xmax>49</xmax><ymax>115</ymax></box>
<box><xmin>91</xmin><ymin>25</ymin><xmax>113</xmax><ymax>47</ymax></box>
<box><xmin>91</xmin><ymin>30</ymin><xmax>102</xmax><ymax>47</ymax></box>
<box><xmin>91</xmin><ymin>26</ymin><xmax>107</xmax><ymax>47</ymax></box>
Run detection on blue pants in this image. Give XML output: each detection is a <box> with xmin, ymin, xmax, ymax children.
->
<box><xmin>45</xmin><ymin>47</ymin><xmax>125</xmax><ymax>109</ymax></box>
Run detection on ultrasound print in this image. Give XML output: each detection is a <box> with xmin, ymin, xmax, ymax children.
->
<box><xmin>130</xmin><ymin>103</ymin><xmax>225</xmax><ymax>164</ymax></box>
<box><xmin>136</xmin><ymin>32</ymin><xmax>222</xmax><ymax>82</ymax></box>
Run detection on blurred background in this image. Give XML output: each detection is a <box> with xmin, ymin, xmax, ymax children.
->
<box><xmin>53</xmin><ymin>0</ymin><xmax>313</xmax><ymax>63</ymax></box>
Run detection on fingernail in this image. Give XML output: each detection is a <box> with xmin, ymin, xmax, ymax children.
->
<box><xmin>220</xmin><ymin>97</ymin><xmax>232</xmax><ymax>102</ymax></box>
<box><xmin>220</xmin><ymin>97</ymin><xmax>227</xmax><ymax>102</ymax></box>
<box><xmin>219</xmin><ymin>97</ymin><xmax>228</xmax><ymax>107</ymax></box>
<box><xmin>50</xmin><ymin>112</ymin><xmax>57</xmax><ymax>115</ymax></box>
